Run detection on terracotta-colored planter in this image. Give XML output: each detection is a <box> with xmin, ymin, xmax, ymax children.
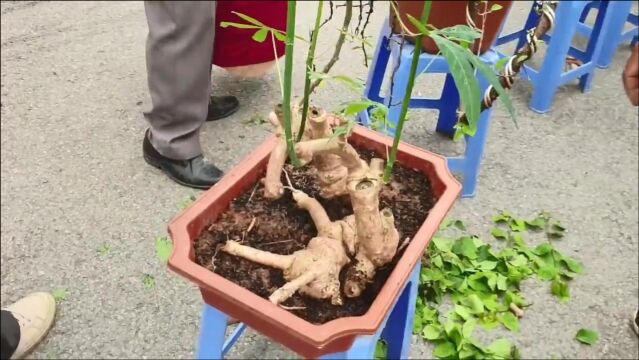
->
<box><xmin>167</xmin><ymin>126</ymin><xmax>461</xmax><ymax>358</ymax></box>
<box><xmin>391</xmin><ymin>1</ymin><xmax>513</xmax><ymax>55</ymax></box>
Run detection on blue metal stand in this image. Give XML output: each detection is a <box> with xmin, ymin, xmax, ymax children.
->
<box><xmin>495</xmin><ymin>0</ymin><xmax>613</xmax><ymax>113</ymax></box>
<box><xmin>360</xmin><ymin>24</ymin><xmax>499</xmax><ymax>198</ymax></box>
<box><xmin>196</xmin><ymin>263</ymin><xmax>421</xmax><ymax>359</ymax></box>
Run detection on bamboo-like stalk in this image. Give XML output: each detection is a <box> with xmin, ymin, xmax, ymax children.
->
<box><xmin>297</xmin><ymin>0</ymin><xmax>324</xmax><ymax>142</ymax></box>
<box><xmin>456</xmin><ymin>1</ymin><xmax>558</xmax><ymax>127</ymax></box>
<box><xmin>382</xmin><ymin>0</ymin><xmax>432</xmax><ymax>182</ymax></box>
<box><xmin>283</xmin><ymin>1</ymin><xmax>302</xmax><ymax>167</ymax></box>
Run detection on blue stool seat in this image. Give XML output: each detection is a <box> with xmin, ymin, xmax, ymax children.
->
<box><xmin>495</xmin><ymin>0</ymin><xmax>613</xmax><ymax>113</ymax></box>
<box><xmin>577</xmin><ymin>0</ymin><xmax>638</xmax><ymax>69</ymax></box>
<box><xmin>360</xmin><ymin>23</ymin><xmax>499</xmax><ymax>198</ymax></box>
<box><xmin>196</xmin><ymin>263</ymin><xmax>421</xmax><ymax>359</ymax></box>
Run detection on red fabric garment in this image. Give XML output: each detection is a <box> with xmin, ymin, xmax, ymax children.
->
<box><xmin>212</xmin><ymin>1</ymin><xmax>287</xmax><ymax>68</ymax></box>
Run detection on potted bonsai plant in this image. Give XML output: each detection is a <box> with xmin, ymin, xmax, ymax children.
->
<box><xmin>166</xmin><ymin>0</ymin><xmax>550</xmax><ymax>357</ymax></box>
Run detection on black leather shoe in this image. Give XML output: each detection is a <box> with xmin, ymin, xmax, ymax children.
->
<box><xmin>143</xmin><ymin>131</ymin><xmax>224</xmax><ymax>189</ymax></box>
<box><xmin>207</xmin><ymin>95</ymin><xmax>239</xmax><ymax>121</ymax></box>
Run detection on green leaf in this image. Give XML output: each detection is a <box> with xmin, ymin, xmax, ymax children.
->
<box><xmin>375</xmin><ymin>339</ymin><xmax>388</xmax><ymax>359</ymax></box>
<box><xmin>272</xmin><ymin>30</ymin><xmax>287</xmax><ymax>42</ymax></box>
<box><xmin>495</xmin><ymin>56</ymin><xmax>510</xmax><ymax>71</ymax></box>
<box><xmin>499</xmin><ymin>312</ymin><xmax>520</xmax><ymax>332</ymax></box>
<box><xmin>155</xmin><ymin>236</ymin><xmax>173</xmax><ymax>264</ymax></box>
<box><xmin>486</xmin><ymin>338</ymin><xmax>513</xmax><ymax>358</ymax></box>
<box><xmin>561</xmin><ymin>256</ymin><xmax>584</xmax><ymax>274</ymax></box>
<box><xmin>551</xmin><ymin>279</ymin><xmax>571</xmax><ymax>303</ymax></box>
<box><xmin>492</xmin><ymin>211</ymin><xmax>512</xmax><ymax>224</ymax></box>
<box><xmin>433</xmin><ymin>341</ymin><xmax>457</xmax><ymax>358</ymax></box>
<box><xmin>219</xmin><ymin>21</ymin><xmax>260</xmax><ymax>30</ymax></box>
<box><xmin>231</xmin><ymin>11</ymin><xmax>266</xmax><ymax>26</ymax></box>
<box><xmin>537</xmin><ymin>266</ymin><xmax>559</xmax><ymax>281</ymax></box>
<box><xmin>496</xmin><ymin>274</ymin><xmax>509</xmax><ymax>291</ymax></box>
<box><xmin>430</xmin><ymin>34</ymin><xmax>481</xmax><ymax>134</ymax></box>
<box><xmin>342</xmin><ymin>100</ymin><xmax>375</xmax><ymax>117</ymax></box>
<box><xmin>422</xmin><ymin>324</ymin><xmax>443</xmax><ymax>340</ymax></box>
<box><xmin>97</xmin><ymin>243</ymin><xmax>111</xmax><ymax>256</ymax></box>
<box><xmin>509</xmin><ymin>254</ymin><xmax>528</xmax><ymax>267</ymax></box>
<box><xmin>52</xmin><ymin>288</ymin><xmax>67</xmax><ymax>302</ymax></box>
<box><xmin>406</xmin><ymin>14</ymin><xmax>430</xmax><ymax>36</ymax></box>
<box><xmin>491</xmin><ymin>228</ymin><xmax>508</xmax><ymax>240</ymax></box>
<box><xmin>490</xmin><ymin>3</ymin><xmax>503</xmax><ymax>12</ymax></box>
<box><xmin>575</xmin><ymin>328</ymin><xmax>599</xmax><ymax>345</ymax></box>
<box><xmin>510</xmin><ymin>219</ymin><xmax>526</xmax><ymax>232</ymax></box>
<box><xmin>505</xmin><ymin>291</ymin><xmax>527</xmax><ymax>307</ymax></box>
<box><xmin>467</xmin><ymin>54</ymin><xmax>518</xmax><ymax>127</ymax></box>
<box><xmin>534</xmin><ymin>243</ymin><xmax>553</xmax><ymax>256</ymax></box>
<box><xmin>463</xmin><ymin>293</ymin><xmax>485</xmax><ymax>314</ymax></box>
<box><xmin>462</xmin><ymin>318</ymin><xmax>477</xmax><ymax>339</ymax></box>
<box><xmin>435</xmin><ymin>24</ymin><xmax>482</xmax><ymax>44</ymax></box>
<box><xmin>525</xmin><ymin>217</ymin><xmax>546</xmax><ymax>230</ymax></box>
<box><xmin>478</xmin><ymin>261</ymin><xmax>498</xmax><ymax>270</ymax></box>
<box><xmin>453</xmin><ymin>220</ymin><xmax>467</xmax><ymax>230</ymax></box>
<box><xmin>142</xmin><ymin>273</ymin><xmax>156</xmax><ymax>289</ymax></box>
<box><xmin>455</xmin><ymin>304</ymin><xmax>472</xmax><ymax>320</ymax></box>
<box><xmin>252</xmin><ymin>28</ymin><xmax>269</xmax><ymax>43</ymax></box>
<box><xmin>479</xmin><ymin>316</ymin><xmax>501</xmax><ymax>331</ymax></box>
<box><xmin>432</xmin><ymin>237</ymin><xmax>453</xmax><ymax>252</ymax></box>
<box><xmin>454</xmin><ymin>237</ymin><xmax>478</xmax><ymax>259</ymax></box>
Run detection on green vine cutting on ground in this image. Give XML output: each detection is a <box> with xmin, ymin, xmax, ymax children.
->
<box><xmin>376</xmin><ymin>211</ymin><xmax>586</xmax><ymax>359</ymax></box>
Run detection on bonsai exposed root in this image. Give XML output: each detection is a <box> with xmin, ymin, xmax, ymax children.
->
<box><xmin>221</xmin><ymin>236</ymin><xmax>349</xmax><ymax>306</ymax></box>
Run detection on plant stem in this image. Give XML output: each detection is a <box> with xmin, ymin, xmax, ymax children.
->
<box><xmin>383</xmin><ymin>0</ymin><xmax>431</xmax><ymax>182</ymax></box>
<box><xmin>307</xmin><ymin>0</ymin><xmax>353</xmax><ymax>95</ymax></box>
<box><xmin>297</xmin><ymin>0</ymin><xmax>324</xmax><ymax>142</ymax></box>
<box><xmin>283</xmin><ymin>1</ymin><xmax>301</xmax><ymax>167</ymax></box>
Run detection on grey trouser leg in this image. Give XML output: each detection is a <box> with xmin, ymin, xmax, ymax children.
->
<box><xmin>143</xmin><ymin>1</ymin><xmax>216</xmax><ymax>160</ymax></box>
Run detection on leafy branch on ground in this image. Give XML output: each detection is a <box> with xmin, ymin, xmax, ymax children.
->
<box><xmin>409</xmin><ymin>211</ymin><xmax>583</xmax><ymax>359</ymax></box>
<box><xmin>52</xmin><ymin>288</ymin><xmax>68</xmax><ymax>303</ymax></box>
<box><xmin>155</xmin><ymin>236</ymin><xmax>173</xmax><ymax>264</ymax></box>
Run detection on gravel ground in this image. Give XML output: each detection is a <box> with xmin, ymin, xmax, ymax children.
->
<box><xmin>1</xmin><ymin>1</ymin><xmax>637</xmax><ymax>359</ymax></box>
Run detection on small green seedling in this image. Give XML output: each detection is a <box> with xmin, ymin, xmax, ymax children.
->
<box><xmin>52</xmin><ymin>288</ymin><xmax>67</xmax><ymax>303</ymax></box>
<box><xmin>97</xmin><ymin>243</ymin><xmax>111</xmax><ymax>256</ymax></box>
<box><xmin>177</xmin><ymin>194</ymin><xmax>197</xmax><ymax>211</ymax></box>
<box><xmin>142</xmin><ymin>274</ymin><xmax>156</xmax><ymax>289</ymax></box>
<box><xmin>155</xmin><ymin>236</ymin><xmax>173</xmax><ymax>264</ymax></box>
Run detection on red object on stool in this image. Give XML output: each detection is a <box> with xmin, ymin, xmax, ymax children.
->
<box><xmin>213</xmin><ymin>1</ymin><xmax>287</xmax><ymax>77</ymax></box>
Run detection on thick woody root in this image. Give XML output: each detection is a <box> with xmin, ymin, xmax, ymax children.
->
<box><xmin>221</xmin><ymin>236</ymin><xmax>349</xmax><ymax>306</ymax></box>
<box><xmin>263</xmin><ymin>105</ymin><xmax>350</xmax><ymax>200</ymax></box>
<box><xmin>343</xmin><ymin>158</ymin><xmax>399</xmax><ymax>298</ymax></box>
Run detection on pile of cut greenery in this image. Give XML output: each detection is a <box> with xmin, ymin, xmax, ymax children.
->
<box><xmin>376</xmin><ymin>211</ymin><xmax>584</xmax><ymax>360</ymax></box>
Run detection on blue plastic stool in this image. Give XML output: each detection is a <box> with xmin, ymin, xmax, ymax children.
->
<box><xmin>576</xmin><ymin>0</ymin><xmax>638</xmax><ymax>68</ymax></box>
<box><xmin>196</xmin><ymin>263</ymin><xmax>421</xmax><ymax>359</ymax></box>
<box><xmin>360</xmin><ymin>24</ymin><xmax>499</xmax><ymax>198</ymax></box>
<box><xmin>495</xmin><ymin>0</ymin><xmax>613</xmax><ymax>113</ymax></box>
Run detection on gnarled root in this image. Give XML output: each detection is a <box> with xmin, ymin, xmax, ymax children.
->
<box><xmin>221</xmin><ymin>236</ymin><xmax>349</xmax><ymax>306</ymax></box>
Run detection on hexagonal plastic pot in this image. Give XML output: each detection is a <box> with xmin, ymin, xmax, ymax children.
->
<box><xmin>167</xmin><ymin>125</ymin><xmax>461</xmax><ymax>358</ymax></box>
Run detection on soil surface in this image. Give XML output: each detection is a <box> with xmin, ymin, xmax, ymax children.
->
<box><xmin>194</xmin><ymin>149</ymin><xmax>436</xmax><ymax>324</ymax></box>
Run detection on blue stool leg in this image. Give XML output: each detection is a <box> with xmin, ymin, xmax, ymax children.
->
<box><xmin>578</xmin><ymin>0</ymin><xmax>610</xmax><ymax>92</ymax></box>
<box><xmin>596</xmin><ymin>0</ymin><xmax>633</xmax><ymax>68</ymax></box>
<box><xmin>197</xmin><ymin>304</ymin><xmax>230</xmax><ymax>359</ymax></box>
<box><xmin>435</xmin><ymin>74</ymin><xmax>461</xmax><ymax>139</ymax></box>
<box><xmin>381</xmin><ymin>263</ymin><xmax>421</xmax><ymax>360</ymax></box>
<box><xmin>457</xmin><ymin>76</ymin><xmax>494</xmax><ymax>199</ymax></box>
<box><xmin>384</xmin><ymin>47</ymin><xmax>413</xmax><ymax>137</ymax></box>
<box><xmin>360</xmin><ymin>26</ymin><xmax>392</xmax><ymax>127</ymax></box>
<box><xmin>529</xmin><ymin>1</ymin><xmax>585</xmax><ymax>114</ymax></box>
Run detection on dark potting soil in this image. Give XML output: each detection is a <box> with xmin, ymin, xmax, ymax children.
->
<box><xmin>194</xmin><ymin>149</ymin><xmax>436</xmax><ymax>324</ymax></box>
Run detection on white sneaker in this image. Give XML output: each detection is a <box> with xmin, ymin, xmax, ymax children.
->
<box><xmin>2</xmin><ymin>292</ymin><xmax>56</xmax><ymax>359</ymax></box>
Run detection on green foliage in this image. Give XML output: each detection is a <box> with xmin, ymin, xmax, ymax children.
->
<box><xmin>142</xmin><ymin>274</ymin><xmax>156</xmax><ymax>289</ymax></box>
<box><xmin>155</xmin><ymin>236</ymin><xmax>173</xmax><ymax>264</ymax></box>
<box><xmin>97</xmin><ymin>243</ymin><xmax>111</xmax><ymax>256</ymax></box>
<box><xmin>415</xmin><ymin>211</ymin><xmax>584</xmax><ymax>359</ymax></box>
<box><xmin>52</xmin><ymin>288</ymin><xmax>67</xmax><ymax>303</ymax></box>
<box><xmin>374</xmin><ymin>339</ymin><xmax>388</xmax><ymax>359</ymax></box>
<box><xmin>575</xmin><ymin>328</ymin><xmax>599</xmax><ymax>345</ymax></box>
